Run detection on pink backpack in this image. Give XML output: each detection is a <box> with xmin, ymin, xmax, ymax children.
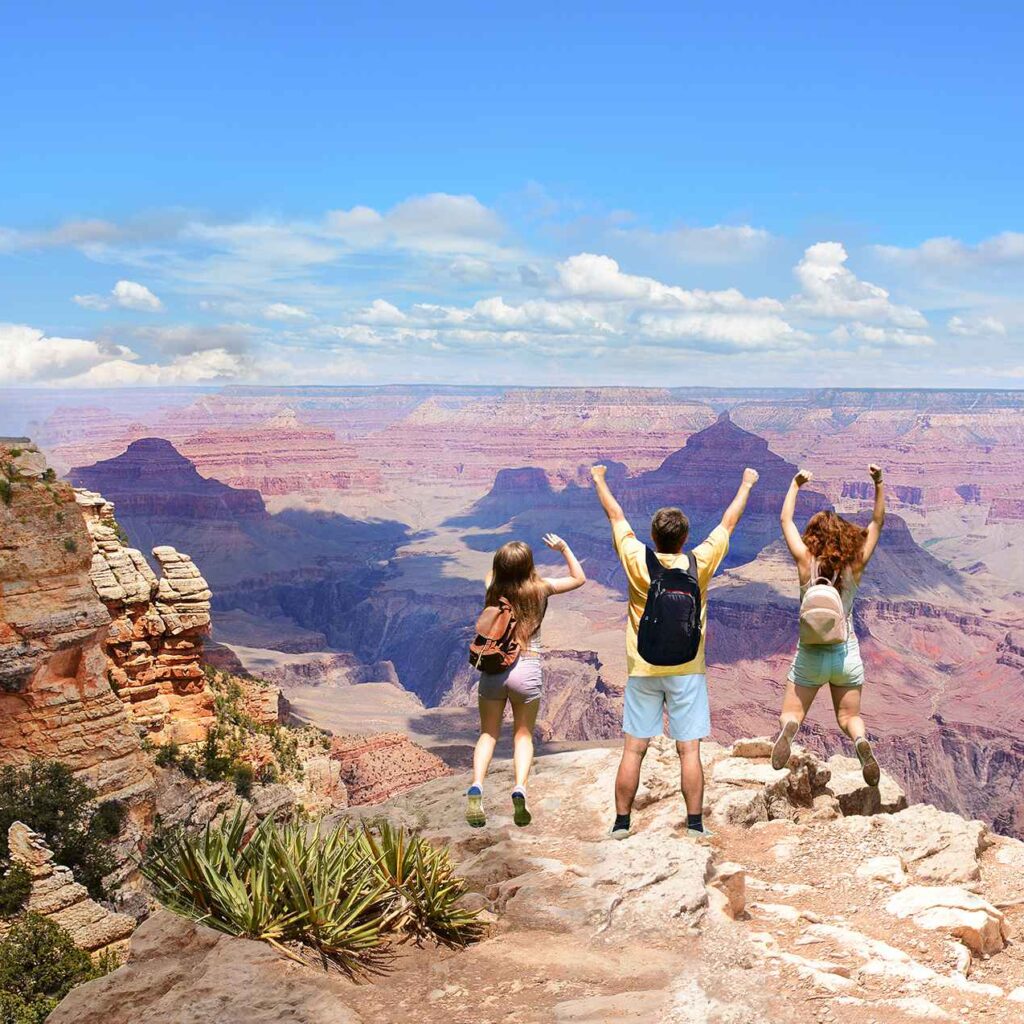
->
<box><xmin>798</xmin><ymin>560</ymin><xmax>848</xmax><ymax>645</ymax></box>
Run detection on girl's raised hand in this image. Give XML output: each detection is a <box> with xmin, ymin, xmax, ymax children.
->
<box><xmin>542</xmin><ymin>532</ymin><xmax>567</xmax><ymax>552</ymax></box>
<box><xmin>794</xmin><ymin>469</ymin><xmax>813</xmax><ymax>487</ymax></box>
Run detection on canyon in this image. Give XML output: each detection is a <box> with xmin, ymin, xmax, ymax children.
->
<box><xmin>5</xmin><ymin>385</ymin><xmax>1024</xmax><ymax>842</ymax></box>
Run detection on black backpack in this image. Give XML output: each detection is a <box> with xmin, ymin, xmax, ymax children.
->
<box><xmin>636</xmin><ymin>548</ymin><xmax>702</xmax><ymax>666</ymax></box>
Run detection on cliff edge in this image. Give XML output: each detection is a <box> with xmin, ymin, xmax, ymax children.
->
<box><xmin>50</xmin><ymin>740</ymin><xmax>1024</xmax><ymax>1024</ymax></box>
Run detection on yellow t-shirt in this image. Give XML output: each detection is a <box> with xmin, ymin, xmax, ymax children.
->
<box><xmin>612</xmin><ymin>519</ymin><xmax>730</xmax><ymax>677</ymax></box>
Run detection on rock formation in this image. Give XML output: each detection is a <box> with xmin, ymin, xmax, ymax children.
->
<box><xmin>0</xmin><ymin>441</ymin><xmax>154</xmax><ymax>809</ymax></box>
<box><xmin>1</xmin><ymin>823</ymin><xmax>135</xmax><ymax>958</ymax></box>
<box><xmin>47</xmin><ymin>910</ymin><xmax>361</xmax><ymax>1024</ymax></box>
<box><xmin>75</xmin><ymin>488</ymin><xmax>215</xmax><ymax>745</ymax></box>
<box><xmin>48</xmin><ymin>738</ymin><xmax>1024</xmax><ymax>1023</ymax></box>
<box><xmin>330</xmin><ymin>732</ymin><xmax>452</xmax><ymax>804</ymax></box>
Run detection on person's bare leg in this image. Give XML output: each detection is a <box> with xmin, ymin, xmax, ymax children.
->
<box><xmin>510</xmin><ymin>698</ymin><xmax>540</xmax><ymax>789</ymax></box>
<box><xmin>615</xmin><ymin>734</ymin><xmax>650</xmax><ymax>816</ymax></box>
<box><xmin>509</xmin><ymin>699</ymin><xmax>540</xmax><ymax>826</ymax></box>
<box><xmin>676</xmin><ymin>739</ymin><xmax>704</xmax><ymax>817</ymax></box>
<box><xmin>472</xmin><ymin>698</ymin><xmax>505</xmax><ymax>786</ymax></box>
<box><xmin>772</xmin><ymin>681</ymin><xmax>819</xmax><ymax>769</ymax></box>
<box><xmin>467</xmin><ymin>698</ymin><xmax>505</xmax><ymax>826</ymax></box>
<box><xmin>831</xmin><ymin>685</ymin><xmax>878</xmax><ymax>785</ymax></box>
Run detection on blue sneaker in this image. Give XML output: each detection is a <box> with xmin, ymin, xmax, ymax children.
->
<box><xmin>465</xmin><ymin>785</ymin><xmax>485</xmax><ymax>828</ymax></box>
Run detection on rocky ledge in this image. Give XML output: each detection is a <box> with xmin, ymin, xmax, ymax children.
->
<box><xmin>49</xmin><ymin>738</ymin><xmax>1024</xmax><ymax>1023</ymax></box>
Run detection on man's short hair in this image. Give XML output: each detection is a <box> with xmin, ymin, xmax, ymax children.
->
<box><xmin>651</xmin><ymin>507</ymin><xmax>689</xmax><ymax>552</ymax></box>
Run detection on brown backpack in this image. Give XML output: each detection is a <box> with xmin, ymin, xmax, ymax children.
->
<box><xmin>468</xmin><ymin>597</ymin><xmax>520</xmax><ymax>673</ymax></box>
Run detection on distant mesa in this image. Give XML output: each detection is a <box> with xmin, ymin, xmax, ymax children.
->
<box><xmin>69</xmin><ymin>438</ymin><xmax>267</xmax><ymax>520</ymax></box>
<box><xmin>489</xmin><ymin>467</ymin><xmax>552</xmax><ymax>494</ymax></box>
<box><xmin>456</xmin><ymin>417</ymin><xmax>831</xmax><ymax>572</ymax></box>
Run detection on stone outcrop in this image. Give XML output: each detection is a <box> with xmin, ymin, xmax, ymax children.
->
<box><xmin>0</xmin><ymin>442</ymin><xmax>153</xmax><ymax>809</ymax></box>
<box><xmin>53</xmin><ymin>738</ymin><xmax>1024</xmax><ymax>1023</ymax></box>
<box><xmin>47</xmin><ymin>911</ymin><xmax>361</xmax><ymax>1024</ymax></box>
<box><xmin>330</xmin><ymin>732</ymin><xmax>452</xmax><ymax>805</ymax></box>
<box><xmin>2</xmin><ymin>823</ymin><xmax>135</xmax><ymax>957</ymax></box>
<box><xmin>75</xmin><ymin>488</ymin><xmax>215</xmax><ymax>745</ymax></box>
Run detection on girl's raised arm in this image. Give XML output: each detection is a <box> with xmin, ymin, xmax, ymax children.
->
<box><xmin>860</xmin><ymin>464</ymin><xmax>886</xmax><ymax>567</ymax></box>
<box><xmin>541</xmin><ymin>533</ymin><xmax>587</xmax><ymax>594</ymax></box>
<box><xmin>781</xmin><ymin>471</ymin><xmax>812</xmax><ymax>568</ymax></box>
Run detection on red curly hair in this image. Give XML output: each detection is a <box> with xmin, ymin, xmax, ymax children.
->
<box><xmin>801</xmin><ymin>511</ymin><xmax>867</xmax><ymax>592</ymax></box>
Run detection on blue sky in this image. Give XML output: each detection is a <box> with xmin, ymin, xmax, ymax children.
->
<box><xmin>2</xmin><ymin>1</ymin><xmax>1022</xmax><ymax>387</ymax></box>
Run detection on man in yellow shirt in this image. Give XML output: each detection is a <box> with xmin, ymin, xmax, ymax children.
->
<box><xmin>591</xmin><ymin>463</ymin><xmax>759</xmax><ymax>839</ymax></box>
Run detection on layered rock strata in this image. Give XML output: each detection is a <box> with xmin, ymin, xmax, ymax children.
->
<box><xmin>75</xmin><ymin>489</ymin><xmax>215</xmax><ymax>745</ymax></box>
<box><xmin>330</xmin><ymin>732</ymin><xmax>453</xmax><ymax>804</ymax></box>
<box><xmin>0</xmin><ymin>443</ymin><xmax>153</xmax><ymax>808</ymax></box>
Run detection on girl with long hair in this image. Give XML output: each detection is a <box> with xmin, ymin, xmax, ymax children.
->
<box><xmin>466</xmin><ymin>533</ymin><xmax>586</xmax><ymax>828</ymax></box>
<box><xmin>771</xmin><ymin>465</ymin><xmax>886</xmax><ymax>785</ymax></box>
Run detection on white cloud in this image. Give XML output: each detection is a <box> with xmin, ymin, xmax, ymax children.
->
<box><xmin>875</xmin><ymin>231</ymin><xmax>1024</xmax><ymax>269</ymax></box>
<box><xmin>262</xmin><ymin>302</ymin><xmax>311</xmax><ymax>321</ymax></box>
<box><xmin>830</xmin><ymin>322</ymin><xmax>935</xmax><ymax>349</ymax></box>
<box><xmin>0</xmin><ymin>321</ymin><xmax>247</xmax><ymax>386</ymax></box>
<box><xmin>791</xmin><ymin>242</ymin><xmax>927</xmax><ymax>327</ymax></box>
<box><xmin>357</xmin><ymin>299</ymin><xmax>407</xmax><ymax>325</ymax></box>
<box><xmin>556</xmin><ymin>253</ymin><xmax>783</xmax><ymax>313</ymax></box>
<box><xmin>73</xmin><ymin>279</ymin><xmax>163</xmax><ymax>312</ymax></box>
<box><xmin>326</xmin><ymin>193</ymin><xmax>505</xmax><ymax>256</ymax></box>
<box><xmin>112</xmin><ymin>279</ymin><xmax>163</xmax><ymax>311</ymax></box>
<box><xmin>0</xmin><ymin>323</ymin><xmax>131</xmax><ymax>382</ymax></box>
<box><xmin>947</xmin><ymin>314</ymin><xmax>1007</xmax><ymax>337</ymax></box>
<box><xmin>68</xmin><ymin>348</ymin><xmax>246</xmax><ymax>386</ymax></box>
<box><xmin>124</xmin><ymin>324</ymin><xmax>252</xmax><ymax>355</ymax></box>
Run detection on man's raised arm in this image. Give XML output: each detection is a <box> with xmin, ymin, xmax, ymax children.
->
<box><xmin>591</xmin><ymin>465</ymin><xmax>626</xmax><ymax>524</ymax></box>
<box><xmin>719</xmin><ymin>468</ymin><xmax>759</xmax><ymax>535</ymax></box>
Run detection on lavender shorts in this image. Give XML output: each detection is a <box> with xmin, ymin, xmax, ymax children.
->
<box><xmin>478</xmin><ymin>657</ymin><xmax>543</xmax><ymax>704</ymax></box>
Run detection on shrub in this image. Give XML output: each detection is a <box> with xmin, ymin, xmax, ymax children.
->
<box><xmin>0</xmin><ymin>913</ymin><xmax>111</xmax><ymax>1022</ymax></box>
<box><xmin>232</xmin><ymin>764</ymin><xmax>255</xmax><ymax>798</ymax></box>
<box><xmin>0</xmin><ymin>480</ymin><xmax>10</xmax><ymax>507</ymax></box>
<box><xmin>62</xmin><ymin>537</ymin><xmax>77</xmax><ymax>554</ymax></box>
<box><xmin>0</xmin><ymin>763</ymin><xmax>123</xmax><ymax>901</ymax></box>
<box><xmin>0</xmin><ymin>865</ymin><xmax>31</xmax><ymax>917</ymax></box>
<box><xmin>153</xmin><ymin>742</ymin><xmax>180</xmax><ymax>769</ymax></box>
<box><xmin>142</xmin><ymin>810</ymin><xmax>482</xmax><ymax>976</ymax></box>
<box><xmin>42</xmin><ymin>468</ymin><xmax>56</xmax><ymax>483</ymax></box>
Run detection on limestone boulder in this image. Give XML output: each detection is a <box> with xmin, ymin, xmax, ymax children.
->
<box><xmin>878</xmin><ymin>804</ymin><xmax>989</xmax><ymax>883</ymax></box>
<box><xmin>885</xmin><ymin>886</ymin><xmax>1008</xmax><ymax>955</ymax></box>
<box><xmin>855</xmin><ymin>855</ymin><xmax>907</xmax><ymax>887</ymax></box>
<box><xmin>47</xmin><ymin>911</ymin><xmax>363</xmax><ymax>1024</ymax></box>
<box><xmin>4</xmin><ymin>822</ymin><xmax>135</xmax><ymax>956</ymax></box>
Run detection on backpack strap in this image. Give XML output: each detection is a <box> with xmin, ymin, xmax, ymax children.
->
<box><xmin>644</xmin><ymin>546</ymin><xmax>666</xmax><ymax>581</ymax></box>
<box><xmin>686</xmin><ymin>551</ymin><xmax>698</xmax><ymax>581</ymax></box>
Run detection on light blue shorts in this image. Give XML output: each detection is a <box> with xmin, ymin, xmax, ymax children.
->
<box><xmin>623</xmin><ymin>674</ymin><xmax>711</xmax><ymax>742</ymax></box>
<box><xmin>788</xmin><ymin>636</ymin><xmax>864</xmax><ymax>689</ymax></box>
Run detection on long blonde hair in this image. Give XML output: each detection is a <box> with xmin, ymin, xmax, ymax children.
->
<box><xmin>485</xmin><ymin>541</ymin><xmax>549</xmax><ymax>644</ymax></box>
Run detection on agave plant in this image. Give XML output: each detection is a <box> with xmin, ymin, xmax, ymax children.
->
<box><xmin>142</xmin><ymin>809</ymin><xmax>391</xmax><ymax>976</ymax></box>
<box><xmin>142</xmin><ymin>810</ymin><xmax>482</xmax><ymax>975</ymax></box>
<box><xmin>359</xmin><ymin>819</ymin><xmax>485</xmax><ymax>948</ymax></box>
